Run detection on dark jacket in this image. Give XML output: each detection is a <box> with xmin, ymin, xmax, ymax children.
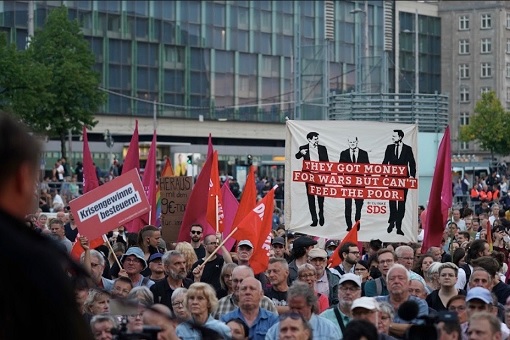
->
<box><xmin>326</xmin><ymin>269</ymin><xmax>340</xmax><ymax>306</ymax></box>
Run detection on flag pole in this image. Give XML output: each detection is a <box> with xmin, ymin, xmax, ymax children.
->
<box><xmin>215</xmin><ymin>195</ymin><xmax>219</xmax><ymax>233</ymax></box>
<box><xmin>203</xmin><ymin>226</ymin><xmax>238</xmax><ymax>264</ymax></box>
<box><xmin>103</xmin><ymin>235</ymin><xmax>123</xmax><ymax>269</ymax></box>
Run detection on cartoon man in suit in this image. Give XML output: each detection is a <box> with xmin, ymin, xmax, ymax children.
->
<box><xmin>382</xmin><ymin>129</ymin><xmax>416</xmax><ymax>236</ymax></box>
<box><xmin>339</xmin><ymin>136</ymin><xmax>370</xmax><ymax>231</ymax></box>
<box><xmin>295</xmin><ymin>132</ymin><xmax>329</xmax><ymax>227</ymax></box>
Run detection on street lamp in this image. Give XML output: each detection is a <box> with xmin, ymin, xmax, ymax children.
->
<box><xmin>350</xmin><ymin>7</ymin><xmax>367</xmax><ymax>93</ymax></box>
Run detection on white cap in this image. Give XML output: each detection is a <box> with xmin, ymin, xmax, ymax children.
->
<box><xmin>238</xmin><ymin>240</ymin><xmax>254</xmax><ymax>248</ymax></box>
<box><xmin>351</xmin><ymin>297</ymin><xmax>379</xmax><ymax>311</ymax></box>
<box><xmin>339</xmin><ymin>273</ymin><xmax>362</xmax><ymax>288</ymax></box>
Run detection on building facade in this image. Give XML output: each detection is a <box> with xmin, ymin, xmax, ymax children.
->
<box><xmin>439</xmin><ymin>1</ymin><xmax>510</xmax><ymax>160</ymax></box>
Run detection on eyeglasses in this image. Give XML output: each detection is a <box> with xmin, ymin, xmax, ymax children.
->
<box><xmin>191</xmin><ymin>231</ymin><xmax>202</xmax><ymax>235</ymax></box>
<box><xmin>379</xmin><ymin>259</ymin><xmax>394</xmax><ymax>265</ymax></box>
<box><xmin>172</xmin><ymin>301</ymin><xmax>184</xmax><ymax>307</ymax></box>
<box><xmin>124</xmin><ymin>258</ymin><xmax>141</xmax><ymax>264</ymax></box>
<box><xmin>299</xmin><ymin>273</ymin><xmax>316</xmax><ymax>279</ymax></box>
<box><xmin>339</xmin><ymin>286</ymin><xmax>360</xmax><ymax>292</ymax></box>
<box><xmin>279</xmin><ymin>312</ymin><xmax>306</xmax><ymax>322</ymax></box>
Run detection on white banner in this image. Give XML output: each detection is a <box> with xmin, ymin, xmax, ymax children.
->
<box><xmin>285</xmin><ymin>121</ymin><xmax>419</xmax><ymax>242</ymax></box>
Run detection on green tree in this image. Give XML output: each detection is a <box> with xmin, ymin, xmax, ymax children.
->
<box><xmin>459</xmin><ymin>91</ymin><xmax>510</xmax><ymax>160</ymax></box>
<box><xmin>26</xmin><ymin>6</ymin><xmax>106</xmax><ymax>157</ymax></box>
<box><xmin>0</xmin><ymin>34</ymin><xmax>51</xmax><ymax>120</ymax></box>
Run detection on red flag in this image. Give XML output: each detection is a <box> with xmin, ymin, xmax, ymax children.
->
<box><xmin>161</xmin><ymin>158</ymin><xmax>174</xmax><ymax>177</ymax></box>
<box><xmin>422</xmin><ymin>127</ymin><xmax>452</xmax><ymax>250</ymax></box>
<box><xmin>487</xmin><ymin>219</ymin><xmax>493</xmax><ymax>251</ymax></box>
<box><xmin>234</xmin><ymin>186</ymin><xmax>277</xmax><ymax>274</ymax></box>
<box><xmin>221</xmin><ymin>180</ymin><xmax>239</xmax><ymax>252</ymax></box>
<box><xmin>71</xmin><ymin>127</ymin><xmax>103</xmax><ymax>260</ymax></box>
<box><xmin>82</xmin><ymin>126</ymin><xmax>99</xmax><ymax>193</ymax></box>
<box><xmin>328</xmin><ymin>221</ymin><xmax>359</xmax><ymax>268</ymax></box>
<box><xmin>122</xmin><ymin>120</ymin><xmax>139</xmax><ymax>174</ymax></box>
<box><xmin>206</xmin><ymin>151</ymin><xmax>224</xmax><ymax>232</ymax></box>
<box><xmin>177</xmin><ymin>151</ymin><xmax>214</xmax><ymax>241</ymax></box>
<box><xmin>232</xmin><ymin>166</ymin><xmax>257</xmax><ymax>228</ymax></box>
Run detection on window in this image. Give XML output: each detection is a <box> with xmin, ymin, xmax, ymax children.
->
<box><xmin>460</xmin><ymin>112</ymin><xmax>469</xmax><ymax>126</ymax></box>
<box><xmin>507</xmin><ymin>13</ymin><xmax>510</xmax><ymax>28</ymax></box>
<box><xmin>481</xmin><ymin>38</ymin><xmax>491</xmax><ymax>53</ymax></box>
<box><xmin>481</xmin><ymin>14</ymin><xmax>492</xmax><ymax>29</ymax></box>
<box><xmin>459</xmin><ymin>64</ymin><xmax>470</xmax><ymax>79</ymax></box>
<box><xmin>459</xmin><ymin>15</ymin><xmax>469</xmax><ymax>30</ymax></box>
<box><xmin>460</xmin><ymin>88</ymin><xmax>470</xmax><ymax>102</ymax></box>
<box><xmin>507</xmin><ymin>87</ymin><xmax>510</xmax><ymax>101</ymax></box>
<box><xmin>481</xmin><ymin>63</ymin><xmax>492</xmax><ymax>78</ymax></box>
<box><xmin>480</xmin><ymin>87</ymin><xmax>491</xmax><ymax>95</ymax></box>
<box><xmin>507</xmin><ymin>63</ymin><xmax>510</xmax><ymax>78</ymax></box>
<box><xmin>459</xmin><ymin>39</ymin><xmax>469</xmax><ymax>54</ymax></box>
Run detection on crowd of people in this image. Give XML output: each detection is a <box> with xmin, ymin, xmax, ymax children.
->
<box><xmin>5</xmin><ymin>110</ymin><xmax>510</xmax><ymax>340</ymax></box>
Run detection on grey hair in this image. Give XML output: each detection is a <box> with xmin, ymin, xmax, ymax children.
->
<box><xmin>297</xmin><ymin>263</ymin><xmax>316</xmax><ymax>275</ymax></box>
<box><xmin>162</xmin><ymin>250</ymin><xmax>184</xmax><ymax>266</ymax></box>
<box><xmin>378</xmin><ymin>301</ymin><xmax>395</xmax><ymax>319</ymax></box>
<box><xmin>287</xmin><ymin>281</ymin><xmax>317</xmax><ymax>307</ymax></box>
<box><xmin>269</xmin><ymin>257</ymin><xmax>289</xmax><ymax>270</ymax></box>
<box><xmin>90</xmin><ymin>314</ymin><xmax>117</xmax><ymax>328</ymax></box>
<box><xmin>80</xmin><ymin>249</ymin><xmax>105</xmax><ymax>266</ymax></box>
<box><xmin>128</xmin><ymin>286</ymin><xmax>154</xmax><ymax>307</ymax></box>
<box><xmin>424</xmin><ymin>261</ymin><xmax>442</xmax><ymax>281</ymax></box>
<box><xmin>387</xmin><ymin>263</ymin><xmax>410</xmax><ymax>281</ymax></box>
<box><xmin>171</xmin><ymin>288</ymin><xmax>188</xmax><ymax>302</ymax></box>
<box><xmin>84</xmin><ymin>288</ymin><xmax>109</xmax><ymax>312</ymax></box>
<box><xmin>232</xmin><ymin>265</ymin><xmax>254</xmax><ymax>277</ymax></box>
<box><xmin>395</xmin><ymin>245</ymin><xmax>414</xmax><ymax>258</ymax></box>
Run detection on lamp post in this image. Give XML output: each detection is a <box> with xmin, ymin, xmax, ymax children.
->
<box><xmin>350</xmin><ymin>7</ymin><xmax>367</xmax><ymax>93</ymax></box>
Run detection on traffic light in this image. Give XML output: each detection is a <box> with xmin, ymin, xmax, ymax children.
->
<box><xmin>187</xmin><ymin>155</ymin><xmax>193</xmax><ymax>164</ymax></box>
<box><xmin>247</xmin><ymin>154</ymin><xmax>253</xmax><ymax>166</ymax></box>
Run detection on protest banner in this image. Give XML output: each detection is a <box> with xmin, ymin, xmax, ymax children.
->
<box><xmin>69</xmin><ymin>169</ymin><xmax>150</xmax><ymax>240</ymax></box>
<box><xmin>285</xmin><ymin>120</ymin><xmax>418</xmax><ymax>242</ymax></box>
<box><xmin>160</xmin><ymin>176</ymin><xmax>193</xmax><ymax>244</ymax></box>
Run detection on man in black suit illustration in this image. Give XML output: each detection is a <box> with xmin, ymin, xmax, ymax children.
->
<box><xmin>295</xmin><ymin>132</ymin><xmax>329</xmax><ymax>227</ymax></box>
<box><xmin>339</xmin><ymin>136</ymin><xmax>370</xmax><ymax>231</ymax></box>
<box><xmin>382</xmin><ymin>129</ymin><xmax>416</xmax><ymax>236</ymax></box>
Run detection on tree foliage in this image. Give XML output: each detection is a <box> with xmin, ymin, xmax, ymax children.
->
<box><xmin>459</xmin><ymin>91</ymin><xmax>510</xmax><ymax>157</ymax></box>
<box><xmin>0</xmin><ymin>6</ymin><xmax>105</xmax><ymax>157</ymax></box>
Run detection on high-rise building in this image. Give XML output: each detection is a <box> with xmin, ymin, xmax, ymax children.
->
<box><xmin>439</xmin><ymin>1</ymin><xmax>510</xmax><ymax>158</ymax></box>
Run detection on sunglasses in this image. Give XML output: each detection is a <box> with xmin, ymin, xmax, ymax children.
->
<box><xmin>279</xmin><ymin>312</ymin><xmax>307</xmax><ymax>323</ymax></box>
<box><xmin>191</xmin><ymin>231</ymin><xmax>202</xmax><ymax>235</ymax></box>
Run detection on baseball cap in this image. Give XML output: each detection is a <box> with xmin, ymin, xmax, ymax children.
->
<box><xmin>308</xmin><ymin>248</ymin><xmax>328</xmax><ymax>259</ymax></box>
<box><xmin>325</xmin><ymin>240</ymin><xmax>338</xmax><ymax>249</ymax></box>
<box><xmin>238</xmin><ymin>240</ymin><xmax>254</xmax><ymax>248</ymax></box>
<box><xmin>351</xmin><ymin>297</ymin><xmax>379</xmax><ymax>311</ymax></box>
<box><xmin>148</xmin><ymin>252</ymin><xmax>163</xmax><ymax>264</ymax></box>
<box><xmin>466</xmin><ymin>287</ymin><xmax>492</xmax><ymax>304</ymax></box>
<box><xmin>339</xmin><ymin>273</ymin><xmax>362</xmax><ymax>288</ymax></box>
<box><xmin>272</xmin><ymin>237</ymin><xmax>285</xmax><ymax>246</ymax></box>
<box><xmin>292</xmin><ymin>236</ymin><xmax>317</xmax><ymax>250</ymax></box>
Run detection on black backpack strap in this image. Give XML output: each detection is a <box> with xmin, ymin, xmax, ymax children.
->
<box><xmin>333</xmin><ymin>307</ymin><xmax>347</xmax><ymax>336</ymax></box>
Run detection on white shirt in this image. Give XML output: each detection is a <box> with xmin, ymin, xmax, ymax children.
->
<box><xmin>309</xmin><ymin>145</ymin><xmax>319</xmax><ymax>161</ymax></box>
<box><xmin>315</xmin><ymin>270</ymin><xmax>329</xmax><ymax>297</ymax></box>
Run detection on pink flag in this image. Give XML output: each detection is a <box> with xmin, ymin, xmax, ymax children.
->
<box><xmin>177</xmin><ymin>152</ymin><xmax>214</xmax><ymax>241</ymax></box>
<box><xmin>422</xmin><ymin>127</ymin><xmax>452</xmax><ymax>250</ymax></box>
<box><xmin>122</xmin><ymin>120</ymin><xmax>139</xmax><ymax>174</ymax></box>
<box><xmin>82</xmin><ymin>126</ymin><xmax>99</xmax><ymax>193</ymax></box>
<box><xmin>221</xmin><ymin>179</ymin><xmax>239</xmax><ymax>252</ymax></box>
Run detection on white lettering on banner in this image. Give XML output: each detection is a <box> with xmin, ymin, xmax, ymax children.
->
<box><xmin>263</xmin><ymin>233</ymin><xmax>272</xmax><ymax>257</ymax></box>
<box><xmin>77</xmin><ymin>184</ymin><xmax>142</xmax><ymax>222</ymax></box>
<box><xmin>253</xmin><ymin>203</ymin><xmax>265</xmax><ymax>220</ymax></box>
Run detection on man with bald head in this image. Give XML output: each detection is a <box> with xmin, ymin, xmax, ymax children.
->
<box><xmin>221</xmin><ymin>277</ymin><xmax>278</xmax><ymax>339</ymax></box>
<box><xmin>213</xmin><ymin>265</ymin><xmax>277</xmax><ymax>319</ymax></box>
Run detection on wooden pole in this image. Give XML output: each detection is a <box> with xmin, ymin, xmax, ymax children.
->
<box><xmin>104</xmin><ymin>235</ymin><xmax>123</xmax><ymax>269</ymax></box>
<box><xmin>202</xmin><ymin>226</ymin><xmax>238</xmax><ymax>264</ymax></box>
<box><xmin>215</xmin><ymin>195</ymin><xmax>219</xmax><ymax>233</ymax></box>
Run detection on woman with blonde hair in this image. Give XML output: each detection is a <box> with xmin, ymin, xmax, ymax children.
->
<box><xmin>176</xmin><ymin>282</ymin><xmax>231</xmax><ymax>339</ymax></box>
<box><xmin>218</xmin><ymin>263</ymin><xmax>237</xmax><ymax>299</ymax></box>
<box><xmin>175</xmin><ymin>242</ymin><xmax>198</xmax><ymax>274</ymax></box>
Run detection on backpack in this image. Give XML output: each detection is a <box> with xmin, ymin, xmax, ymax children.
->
<box><xmin>461</xmin><ymin>263</ymin><xmax>472</xmax><ymax>290</ymax></box>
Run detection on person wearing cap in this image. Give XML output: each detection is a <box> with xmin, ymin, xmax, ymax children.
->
<box><xmin>375</xmin><ymin>264</ymin><xmax>429</xmax><ymax>338</ymax></box>
<box><xmin>264</xmin><ymin>257</ymin><xmax>290</xmax><ymax>314</ymax></box>
<box><xmin>150</xmin><ymin>250</ymin><xmax>193</xmax><ymax>312</ymax></box>
<box><xmin>289</xmin><ymin>236</ymin><xmax>318</xmax><ymax>282</ymax></box>
<box><xmin>461</xmin><ymin>287</ymin><xmax>509</xmax><ymax>339</ymax></box>
<box><xmin>236</xmin><ymin>239</ymin><xmax>268</xmax><ymax>287</ymax></box>
<box><xmin>266</xmin><ymin>281</ymin><xmax>341</xmax><ymax>340</ymax></box>
<box><xmin>436</xmin><ymin>311</ymin><xmax>461</xmax><ymax>340</ymax></box>
<box><xmin>120</xmin><ymin>246</ymin><xmax>155</xmax><ymax>288</ymax></box>
<box><xmin>190</xmin><ymin>233</ymin><xmax>233</xmax><ymax>296</ymax></box>
<box><xmin>308</xmin><ymin>248</ymin><xmax>340</xmax><ymax>306</ymax></box>
<box><xmin>272</xmin><ymin>237</ymin><xmax>289</xmax><ymax>261</ymax></box>
<box><xmin>148</xmin><ymin>252</ymin><xmax>165</xmax><ymax>282</ymax></box>
<box><xmin>320</xmin><ymin>273</ymin><xmax>361</xmax><ymax>338</ymax></box>
<box><xmin>350</xmin><ymin>297</ymin><xmax>397</xmax><ymax>340</ymax></box>
<box><xmin>325</xmin><ymin>240</ymin><xmax>338</xmax><ymax>258</ymax></box>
